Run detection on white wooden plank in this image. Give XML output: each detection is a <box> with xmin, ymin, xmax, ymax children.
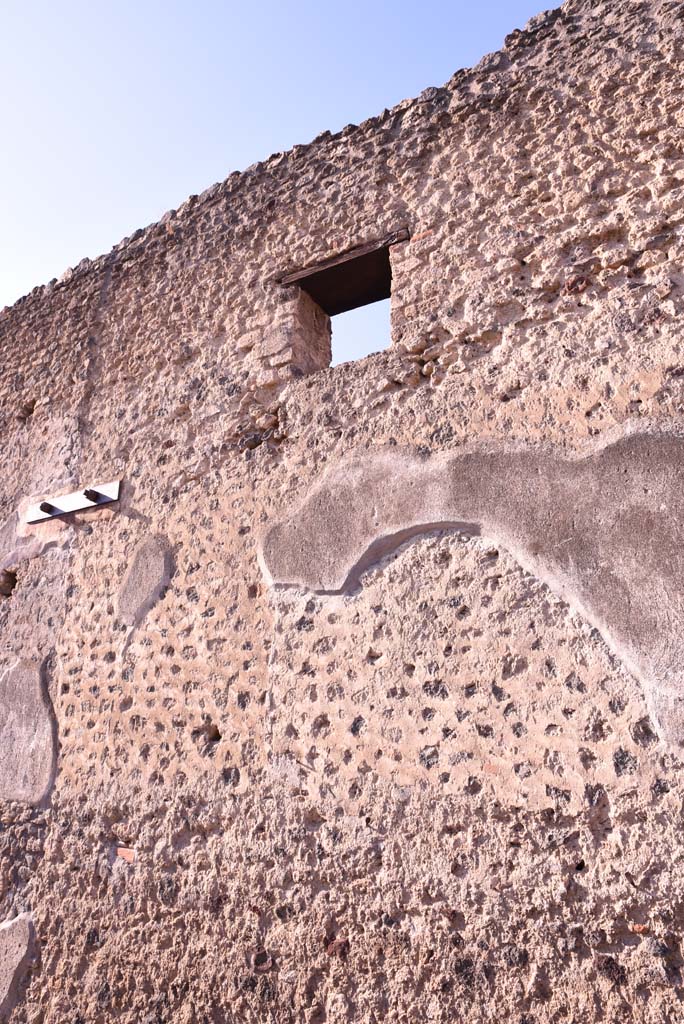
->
<box><xmin>25</xmin><ymin>480</ymin><xmax>121</xmax><ymax>524</ymax></box>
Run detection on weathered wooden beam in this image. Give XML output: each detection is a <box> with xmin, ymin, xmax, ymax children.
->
<box><xmin>278</xmin><ymin>227</ymin><xmax>409</xmax><ymax>286</ymax></box>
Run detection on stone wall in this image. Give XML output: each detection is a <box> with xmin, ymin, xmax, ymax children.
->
<box><xmin>2</xmin><ymin>0</ymin><xmax>684</xmax><ymax>1020</ymax></box>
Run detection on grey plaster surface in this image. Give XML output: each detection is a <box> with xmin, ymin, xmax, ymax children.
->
<box><xmin>0</xmin><ymin>914</ymin><xmax>32</xmax><ymax>1021</ymax></box>
<box><xmin>117</xmin><ymin>535</ymin><xmax>175</xmax><ymax>628</ymax></box>
<box><xmin>0</xmin><ymin>661</ymin><xmax>56</xmax><ymax>805</ymax></box>
<box><xmin>261</xmin><ymin>429</ymin><xmax>684</xmax><ymax>745</ymax></box>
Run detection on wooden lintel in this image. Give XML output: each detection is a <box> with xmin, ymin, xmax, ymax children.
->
<box><xmin>278</xmin><ymin>227</ymin><xmax>410</xmax><ymax>286</ymax></box>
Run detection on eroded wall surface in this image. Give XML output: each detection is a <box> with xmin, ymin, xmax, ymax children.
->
<box><xmin>2</xmin><ymin>0</ymin><xmax>684</xmax><ymax>1020</ymax></box>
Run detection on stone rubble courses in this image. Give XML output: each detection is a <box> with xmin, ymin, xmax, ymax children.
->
<box><xmin>3</xmin><ymin>0</ymin><xmax>684</xmax><ymax>1020</ymax></box>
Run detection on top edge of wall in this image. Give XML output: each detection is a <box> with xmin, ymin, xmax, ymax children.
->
<box><xmin>0</xmin><ymin>0</ymin><xmax>639</xmax><ymax>319</ymax></box>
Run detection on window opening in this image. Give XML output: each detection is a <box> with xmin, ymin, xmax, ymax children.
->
<box><xmin>278</xmin><ymin>227</ymin><xmax>407</xmax><ymax>367</ymax></box>
<box><xmin>330</xmin><ymin>298</ymin><xmax>391</xmax><ymax>366</ymax></box>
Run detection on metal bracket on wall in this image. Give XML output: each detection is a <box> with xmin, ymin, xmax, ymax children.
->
<box><xmin>26</xmin><ymin>480</ymin><xmax>121</xmax><ymax>524</ymax></box>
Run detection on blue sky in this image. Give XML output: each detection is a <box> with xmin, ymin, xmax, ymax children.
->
<box><xmin>1</xmin><ymin>0</ymin><xmax>545</xmax><ymax>361</ymax></box>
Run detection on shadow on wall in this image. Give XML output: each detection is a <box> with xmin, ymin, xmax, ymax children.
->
<box><xmin>330</xmin><ymin>298</ymin><xmax>391</xmax><ymax>366</ymax></box>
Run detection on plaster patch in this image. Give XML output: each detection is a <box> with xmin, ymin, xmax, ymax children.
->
<box><xmin>1</xmin><ymin>500</ymin><xmax>72</xmax><ymax>579</ymax></box>
<box><xmin>0</xmin><ymin>914</ymin><xmax>32</xmax><ymax>1021</ymax></box>
<box><xmin>117</xmin><ymin>535</ymin><xmax>175</xmax><ymax>628</ymax></box>
<box><xmin>261</xmin><ymin>430</ymin><xmax>684</xmax><ymax>745</ymax></box>
<box><xmin>0</xmin><ymin>661</ymin><xmax>56</xmax><ymax>804</ymax></box>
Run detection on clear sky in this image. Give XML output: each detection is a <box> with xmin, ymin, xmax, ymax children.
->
<box><xmin>1</xmin><ymin>0</ymin><xmax>545</xmax><ymax>360</ymax></box>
